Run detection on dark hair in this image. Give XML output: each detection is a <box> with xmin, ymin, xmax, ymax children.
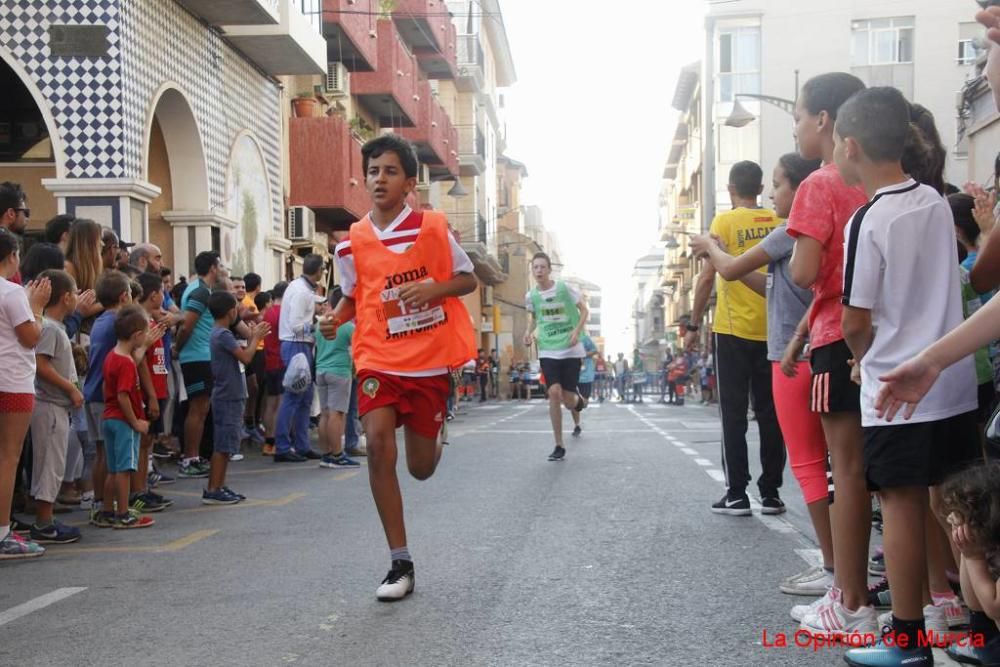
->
<box><xmin>254</xmin><ymin>291</ymin><xmax>272</xmax><ymax>311</ymax></box>
<box><xmin>231</xmin><ymin>275</ymin><xmax>243</xmax><ymax>283</ymax></box>
<box><xmin>800</xmin><ymin>72</ymin><xmax>866</xmax><ymax>122</ymax></box>
<box><xmin>777</xmin><ymin>153</ymin><xmax>823</xmax><ymax>189</ymax></box>
<box><xmin>44</xmin><ymin>214</ymin><xmax>75</xmax><ymax>245</ymax></box>
<box><xmin>170</xmin><ymin>280</ymin><xmax>186</xmax><ymax>306</ymax></box>
<box><xmin>271</xmin><ymin>280</ymin><xmax>289</xmax><ymax>300</ymax></box>
<box><xmin>328</xmin><ymin>285</ymin><xmax>342</xmax><ymax>309</ymax></box>
<box><xmin>19</xmin><ymin>242</ymin><xmax>64</xmax><ymax>282</ymax></box>
<box><xmin>194</xmin><ymin>250</ymin><xmax>220</xmax><ymax>277</ymax></box>
<box><xmin>114</xmin><ymin>304</ymin><xmax>148</xmax><ymax>341</ymax></box>
<box><xmin>95</xmin><ymin>270</ymin><xmax>131</xmax><ymax>308</ymax></box>
<box><xmin>38</xmin><ymin>269</ymin><xmax>76</xmax><ymax>309</ymax></box>
<box><xmin>208</xmin><ymin>290</ymin><xmax>238</xmax><ymax>319</ymax></box>
<box><xmin>302</xmin><ymin>253</ymin><xmax>324</xmax><ymax>277</ymax></box>
<box><xmin>728</xmin><ymin>161</ymin><xmax>764</xmax><ymax>198</ymax></box>
<box><xmin>0</xmin><ymin>228</ymin><xmax>19</xmax><ymax>263</ymax></box>
<box><xmin>361</xmin><ymin>133</ymin><xmax>419</xmax><ymax>179</ymax></box>
<box><xmin>835</xmin><ymin>87</ymin><xmax>913</xmax><ymax>163</ymax></box>
<box><xmin>531</xmin><ymin>252</ymin><xmax>551</xmax><ymax>268</ymax></box>
<box><xmin>160</xmin><ymin>267</ymin><xmax>172</xmax><ymax>278</ymax></box>
<box><xmin>101</xmin><ymin>227</ymin><xmax>118</xmax><ymax>250</ymax></box>
<box><xmin>949</xmin><ymin>194</ymin><xmax>981</xmax><ymax>247</ymax></box>
<box><xmin>905</xmin><ymin>103</ymin><xmax>947</xmax><ymax>195</ymax></box>
<box><xmin>0</xmin><ymin>181</ymin><xmax>26</xmax><ymax>218</ymax></box>
<box><xmin>244</xmin><ymin>272</ymin><xmax>261</xmax><ymax>292</ymax></box>
<box><xmin>137</xmin><ymin>272</ymin><xmax>163</xmax><ymax>303</ymax></box>
<box><xmin>128</xmin><ymin>279</ymin><xmax>142</xmax><ymax>301</ymax></box>
<box><xmin>941</xmin><ymin>461</ymin><xmax>1000</xmax><ymax>575</ymax></box>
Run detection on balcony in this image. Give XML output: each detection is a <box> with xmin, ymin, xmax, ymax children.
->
<box><xmin>457</xmin><ymin>124</ymin><xmax>486</xmax><ymax>176</ymax></box>
<box><xmin>289</xmin><ymin>114</ymin><xmax>369</xmax><ymax>229</ymax></box>
<box><xmin>351</xmin><ymin>20</ymin><xmax>419</xmax><ymax>127</ymax></box>
<box><xmin>399</xmin><ymin>80</ymin><xmax>459</xmax><ymax>179</ymax></box>
<box><xmin>321</xmin><ymin>0</ymin><xmax>377</xmax><ymax>71</ymax></box>
<box><xmin>455</xmin><ymin>33</ymin><xmax>485</xmax><ymax>92</ymax></box>
<box><xmin>392</xmin><ymin>0</ymin><xmax>457</xmax><ymax>79</ymax></box>
<box><xmin>221</xmin><ymin>0</ymin><xmax>326</xmax><ymax>75</ymax></box>
<box><xmin>176</xmin><ymin>0</ymin><xmax>279</xmax><ymax>25</ymax></box>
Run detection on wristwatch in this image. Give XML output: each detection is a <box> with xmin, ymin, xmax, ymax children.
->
<box><xmin>685</xmin><ymin>323</ymin><xmax>700</xmax><ymax>332</ymax></box>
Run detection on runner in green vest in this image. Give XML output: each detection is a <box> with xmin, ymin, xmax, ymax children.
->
<box><xmin>523</xmin><ymin>252</ymin><xmax>589</xmax><ymax>462</ymax></box>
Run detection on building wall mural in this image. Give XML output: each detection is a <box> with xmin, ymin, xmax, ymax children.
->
<box><xmin>225</xmin><ymin>133</ymin><xmax>271</xmax><ymax>278</ymax></box>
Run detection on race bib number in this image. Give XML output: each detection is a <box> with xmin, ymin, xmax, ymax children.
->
<box><xmin>381</xmin><ymin>279</ymin><xmax>446</xmax><ymax>335</ymax></box>
<box><xmin>539</xmin><ymin>302</ymin><xmax>569</xmax><ymax>325</ymax></box>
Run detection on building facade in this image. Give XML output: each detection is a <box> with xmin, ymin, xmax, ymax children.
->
<box><xmin>704</xmin><ymin>0</ymin><xmax>978</xmax><ymax>231</ymax></box>
<box><xmin>0</xmin><ymin>0</ymin><xmax>325</xmax><ymax>285</ymax></box>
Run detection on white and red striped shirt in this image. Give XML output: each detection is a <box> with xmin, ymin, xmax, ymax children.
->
<box><xmin>334</xmin><ymin>205</ymin><xmax>474</xmax><ymax>298</ymax></box>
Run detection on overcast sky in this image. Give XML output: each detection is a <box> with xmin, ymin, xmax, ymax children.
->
<box><xmin>499</xmin><ymin>1</ymin><xmax>706</xmax><ymax>355</ymax></box>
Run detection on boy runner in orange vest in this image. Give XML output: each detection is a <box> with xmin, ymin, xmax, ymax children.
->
<box><xmin>321</xmin><ymin>135</ymin><xmax>477</xmax><ymax>602</ymax></box>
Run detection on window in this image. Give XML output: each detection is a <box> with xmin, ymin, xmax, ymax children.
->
<box><xmin>717</xmin><ymin>26</ymin><xmax>760</xmax><ymax>103</ymax></box>
<box><xmin>851</xmin><ymin>17</ymin><xmax>914</xmax><ymax>66</ymax></box>
<box><xmin>959</xmin><ymin>23</ymin><xmax>985</xmax><ymax>65</ymax></box>
<box><xmin>298</xmin><ymin>0</ymin><xmax>322</xmax><ymax>31</ymax></box>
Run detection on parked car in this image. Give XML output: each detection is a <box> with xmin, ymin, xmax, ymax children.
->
<box><xmin>523</xmin><ymin>361</ymin><xmax>547</xmax><ymax>399</ymax></box>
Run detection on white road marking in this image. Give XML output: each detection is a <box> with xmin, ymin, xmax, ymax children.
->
<box><xmin>694</xmin><ymin>458</ymin><xmax>713</xmax><ymax>467</ymax></box>
<box><xmin>680</xmin><ymin>447</ymin><xmax>698</xmax><ymax>455</ymax></box>
<box><xmin>0</xmin><ymin>587</ymin><xmax>87</xmax><ymax>627</ymax></box>
<box><xmin>706</xmin><ymin>469</ymin><xmax>726</xmax><ymax>482</ymax></box>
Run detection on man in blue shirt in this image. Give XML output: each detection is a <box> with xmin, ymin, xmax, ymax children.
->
<box><xmin>175</xmin><ymin>251</ymin><xmax>220</xmax><ymax>478</ymax></box>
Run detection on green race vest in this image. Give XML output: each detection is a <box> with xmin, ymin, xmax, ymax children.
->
<box><xmin>530</xmin><ymin>282</ymin><xmax>580</xmax><ymax>352</ymax></box>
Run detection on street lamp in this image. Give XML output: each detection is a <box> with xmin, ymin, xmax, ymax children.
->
<box><xmin>664</xmin><ymin>235</ymin><xmax>681</xmax><ymax>250</ymax></box>
<box><xmin>447</xmin><ymin>179</ymin><xmax>469</xmax><ymax>198</ymax></box>
<box><xmin>724</xmin><ymin>69</ymin><xmax>800</xmax><ymax>127</ymax></box>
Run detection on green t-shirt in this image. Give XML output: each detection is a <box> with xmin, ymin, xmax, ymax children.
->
<box><xmin>960</xmin><ymin>266</ymin><xmax>993</xmax><ymax>386</ymax></box>
<box><xmin>315</xmin><ymin>321</ymin><xmax>354</xmax><ymax>378</ymax></box>
<box><xmin>529</xmin><ymin>281</ymin><xmax>581</xmax><ymax>352</ymax></box>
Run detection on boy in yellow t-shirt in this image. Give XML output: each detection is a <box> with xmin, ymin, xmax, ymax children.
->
<box><xmin>685</xmin><ymin>160</ymin><xmax>785</xmax><ymax>516</ymax></box>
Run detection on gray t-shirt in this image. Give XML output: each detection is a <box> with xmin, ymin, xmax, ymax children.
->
<box><xmin>210</xmin><ymin>327</ymin><xmax>247</xmax><ymax>402</ymax></box>
<box><xmin>35</xmin><ymin>317</ymin><xmax>78</xmax><ymax>407</ymax></box>
<box><xmin>759</xmin><ymin>224</ymin><xmax>813</xmax><ymax>361</ymax></box>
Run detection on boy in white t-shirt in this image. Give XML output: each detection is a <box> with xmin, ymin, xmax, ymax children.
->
<box><xmin>836</xmin><ymin>87</ymin><xmax>978</xmax><ymax>667</ymax></box>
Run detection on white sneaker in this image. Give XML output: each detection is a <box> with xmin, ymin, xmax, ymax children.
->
<box><xmin>229</xmin><ymin>453</ymin><xmax>244</xmax><ymax>462</ymax></box>
<box><xmin>799</xmin><ymin>587</ymin><xmax>878</xmax><ymax>641</ymax></box>
<box><xmin>933</xmin><ymin>593</ymin><xmax>970</xmax><ymax>629</ymax></box>
<box><xmin>376</xmin><ymin>560</ymin><xmax>414</xmax><ymax>602</ymax></box>
<box><xmin>791</xmin><ymin>588</ymin><xmax>833</xmax><ymax>622</ymax></box>
<box><xmin>779</xmin><ymin>565</ymin><xmax>834</xmax><ymax>597</ymax></box>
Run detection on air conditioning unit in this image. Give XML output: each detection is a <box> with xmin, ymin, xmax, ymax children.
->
<box><xmin>287</xmin><ymin>206</ymin><xmax>315</xmax><ymax>242</ymax></box>
<box><xmin>416</xmin><ymin>164</ymin><xmax>431</xmax><ymax>189</ymax></box>
<box><xmin>324</xmin><ymin>62</ymin><xmax>349</xmax><ymax>97</ymax></box>
<box><xmin>483</xmin><ymin>285</ymin><xmax>494</xmax><ymax>306</ymax></box>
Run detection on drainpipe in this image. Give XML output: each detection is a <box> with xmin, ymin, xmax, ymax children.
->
<box><xmin>702</xmin><ymin>15</ymin><xmax>716</xmax><ymax>235</ymax></box>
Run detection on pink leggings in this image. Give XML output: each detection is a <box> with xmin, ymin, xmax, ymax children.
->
<box><xmin>772</xmin><ymin>362</ymin><xmax>829</xmax><ymax>504</ymax></box>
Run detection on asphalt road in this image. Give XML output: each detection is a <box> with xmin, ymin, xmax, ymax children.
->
<box><xmin>0</xmin><ymin>398</ymin><xmax>963</xmax><ymax>666</ymax></box>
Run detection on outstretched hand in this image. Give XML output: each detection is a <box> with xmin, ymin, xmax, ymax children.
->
<box><xmin>874</xmin><ymin>354</ymin><xmax>940</xmax><ymax>422</ymax></box>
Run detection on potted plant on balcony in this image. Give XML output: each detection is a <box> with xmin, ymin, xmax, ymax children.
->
<box><xmin>292</xmin><ymin>92</ymin><xmax>318</xmax><ymax>118</ymax></box>
<box><xmin>349</xmin><ymin>116</ymin><xmax>376</xmax><ymax>142</ymax></box>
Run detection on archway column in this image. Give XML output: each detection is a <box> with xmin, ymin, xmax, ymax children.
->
<box><xmin>162</xmin><ymin>210</ymin><xmax>238</xmax><ymax>279</ymax></box>
<box><xmin>41</xmin><ymin>177</ymin><xmax>161</xmax><ymax>243</ymax></box>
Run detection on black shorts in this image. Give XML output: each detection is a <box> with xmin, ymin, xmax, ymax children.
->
<box><xmin>977</xmin><ymin>382</ymin><xmax>996</xmax><ymax>425</ymax></box>
<box><xmin>864</xmin><ymin>411</ymin><xmax>980</xmax><ymax>490</ymax></box>
<box><xmin>246</xmin><ymin>349</ymin><xmax>265</xmax><ymax>379</ymax></box>
<box><xmin>540</xmin><ymin>357</ymin><xmax>582</xmax><ymax>394</ymax></box>
<box><xmin>265</xmin><ymin>369</ymin><xmax>285</xmax><ymax>396</ymax></box>
<box><xmin>181</xmin><ymin>362</ymin><xmax>213</xmax><ymax>400</ymax></box>
<box><xmin>578</xmin><ymin>382</ymin><xmax>593</xmax><ymax>400</ymax></box>
<box><xmin>149</xmin><ymin>398</ymin><xmax>169</xmax><ymax>435</ymax></box>
<box><xmin>809</xmin><ymin>340</ymin><xmax>860</xmax><ymax>414</ymax></box>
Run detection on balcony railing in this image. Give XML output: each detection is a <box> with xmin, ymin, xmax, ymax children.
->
<box><xmin>455</xmin><ymin>33</ymin><xmax>485</xmax><ymax>92</ymax></box>
<box><xmin>457</xmin><ymin>124</ymin><xmax>487</xmax><ymax>176</ymax></box>
<box><xmin>476</xmin><ymin>213</ymin><xmax>488</xmax><ymax>244</ymax></box>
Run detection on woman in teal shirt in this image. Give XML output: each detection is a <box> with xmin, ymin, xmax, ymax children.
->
<box><xmin>315</xmin><ymin>291</ymin><xmax>360</xmax><ymax>469</ymax></box>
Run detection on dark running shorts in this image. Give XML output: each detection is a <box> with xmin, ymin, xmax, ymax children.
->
<box><xmin>181</xmin><ymin>362</ymin><xmax>213</xmax><ymax>400</ymax></box>
<box><xmin>864</xmin><ymin>411</ymin><xmax>980</xmax><ymax>490</ymax></box>
<box><xmin>808</xmin><ymin>340</ymin><xmax>860</xmax><ymax>414</ymax></box>
<box><xmin>540</xmin><ymin>357</ymin><xmax>582</xmax><ymax>394</ymax></box>
<box><xmin>577</xmin><ymin>382</ymin><xmax>593</xmax><ymax>400</ymax></box>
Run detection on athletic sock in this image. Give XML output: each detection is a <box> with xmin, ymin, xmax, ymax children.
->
<box><xmin>971</xmin><ymin>610</ymin><xmax>1000</xmax><ymax>642</ymax></box>
<box><xmin>892</xmin><ymin>616</ymin><xmax>925</xmax><ymax>650</ymax></box>
<box><xmin>390</xmin><ymin>546</ymin><xmax>412</xmax><ymax>563</ymax></box>
<box><xmin>0</xmin><ymin>524</ymin><xmax>9</xmax><ymax>541</ymax></box>
<box><xmin>183</xmin><ymin>456</ymin><xmax>199</xmax><ymax>466</ymax></box>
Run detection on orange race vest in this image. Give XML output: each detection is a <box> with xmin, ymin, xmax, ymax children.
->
<box><xmin>350</xmin><ymin>211</ymin><xmax>476</xmax><ymax>373</ymax></box>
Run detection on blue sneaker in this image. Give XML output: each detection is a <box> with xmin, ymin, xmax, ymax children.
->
<box><xmin>947</xmin><ymin>633</ymin><xmax>1000</xmax><ymax>666</ymax></box>
<box><xmin>29</xmin><ymin>521</ymin><xmax>82</xmax><ymax>544</ymax></box>
<box><xmin>844</xmin><ymin>640</ymin><xmax>932</xmax><ymax>666</ymax></box>
<box><xmin>319</xmin><ymin>453</ymin><xmax>361</xmax><ymax>469</ymax></box>
<box><xmin>220</xmin><ymin>486</ymin><xmax>245</xmax><ymax>501</ymax></box>
<box><xmin>201</xmin><ymin>488</ymin><xmax>240</xmax><ymax>505</ymax></box>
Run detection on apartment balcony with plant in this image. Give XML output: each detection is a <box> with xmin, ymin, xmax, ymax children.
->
<box><xmin>455</xmin><ymin>32</ymin><xmax>485</xmax><ymax>93</ymax></box>
<box><xmin>289</xmin><ymin>113</ymin><xmax>368</xmax><ymax>229</ymax></box>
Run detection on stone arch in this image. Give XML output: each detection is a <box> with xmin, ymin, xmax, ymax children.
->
<box><xmin>0</xmin><ymin>48</ymin><xmax>68</xmax><ymax>178</ymax></box>
<box><xmin>143</xmin><ymin>83</ymin><xmax>209</xmax><ymax>210</ymax></box>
